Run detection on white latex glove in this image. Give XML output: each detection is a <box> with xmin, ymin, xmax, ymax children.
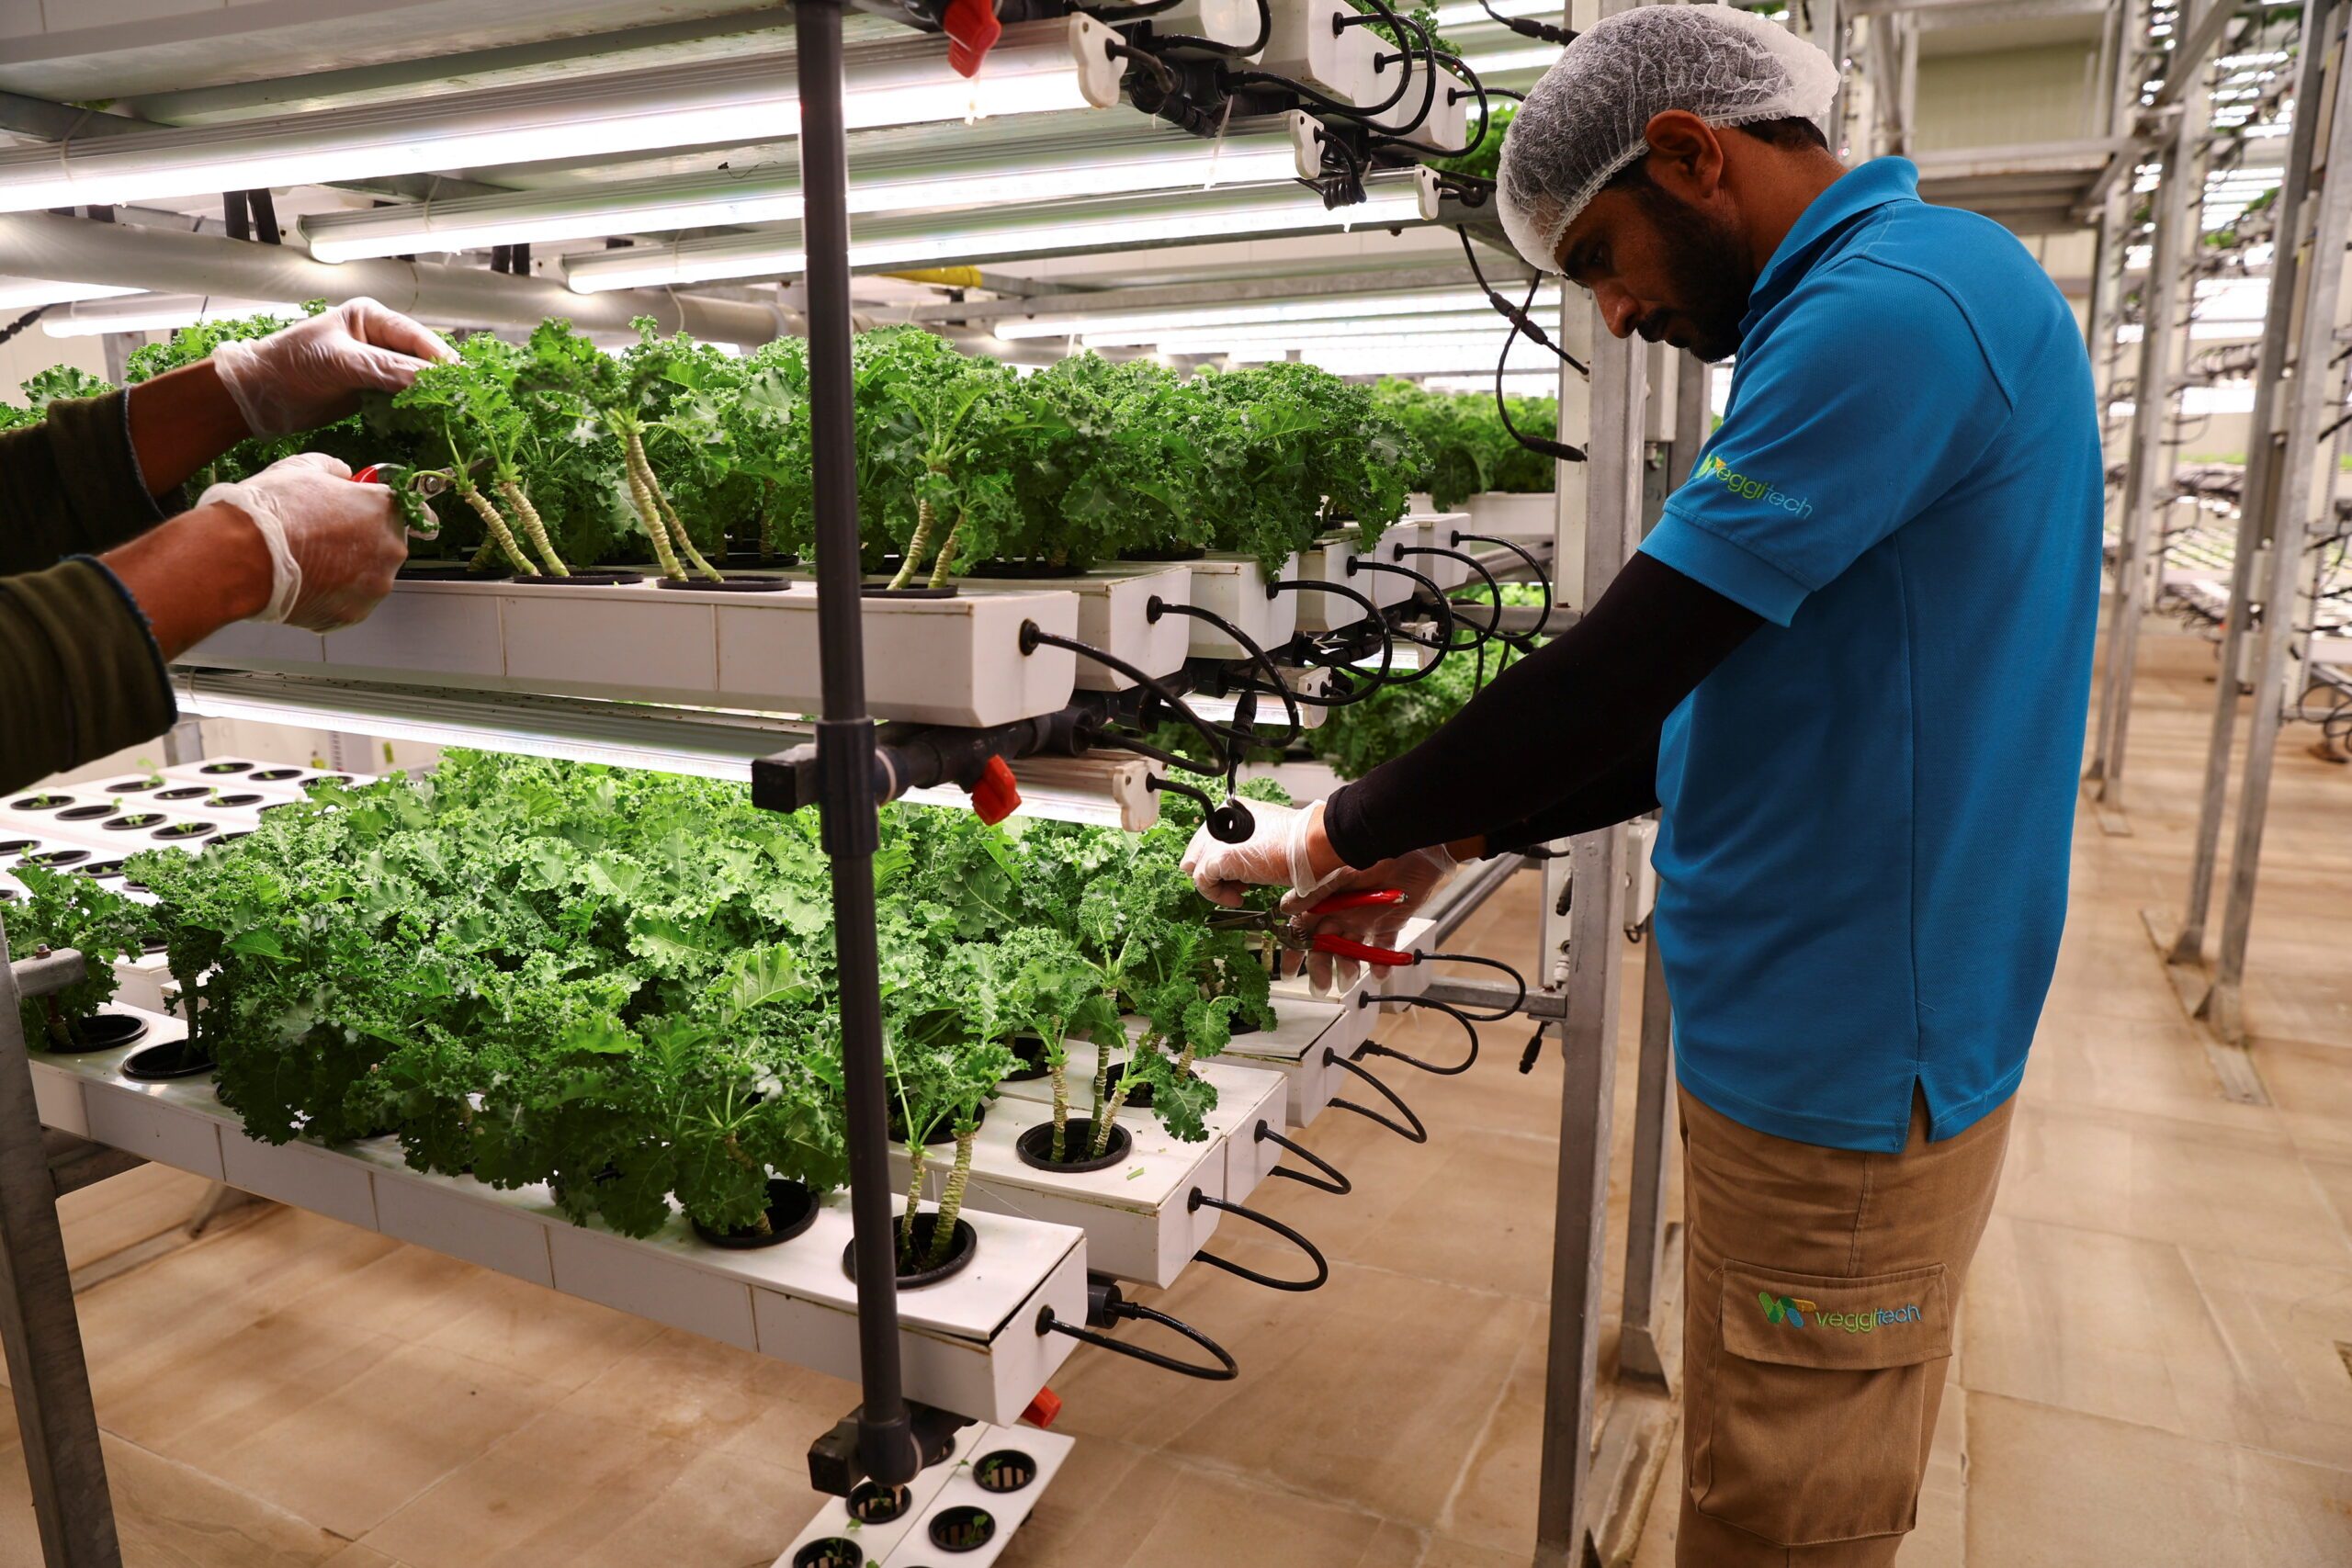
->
<box><xmin>1284</xmin><ymin>844</ymin><xmax>1464</xmax><ymax>995</ymax></box>
<box><xmin>1180</xmin><ymin>799</ymin><xmax>1348</xmax><ymax>909</ymax></box>
<box><xmin>210</xmin><ymin>298</ymin><xmax>454</xmax><ymax>439</ymax></box>
<box><xmin>198</xmin><ymin>454</ymin><xmax>408</xmax><ymax>633</ymax></box>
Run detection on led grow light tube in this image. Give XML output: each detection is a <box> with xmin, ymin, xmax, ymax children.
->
<box><xmin>995</xmin><ymin>286</ymin><xmax>1559</xmax><ymax>341</ymax></box>
<box><xmin>1081</xmin><ymin>310</ymin><xmax>1509</xmax><ymax>349</ymax></box>
<box><xmin>560</xmin><ymin>177</ymin><xmax>1427</xmax><ymax>293</ymax></box>
<box><xmin>0</xmin><ymin>18</ymin><xmax>1124</xmax><ymax>215</ymax></box>
<box><xmin>300</xmin><ymin>130</ymin><xmax>1306</xmax><ymax>262</ymax></box>
<box><xmin>41</xmin><ymin>294</ymin><xmax>306</xmax><ymax>337</ymax></box>
<box><xmin>0</xmin><ymin>276</ymin><xmax>144</xmax><ymax>310</ymax></box>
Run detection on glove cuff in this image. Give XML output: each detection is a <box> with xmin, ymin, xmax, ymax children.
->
<box><xmin>207</xmin><ymin>339</ymin><xmax>282</xmax><ymax>440</ymax></box>
<box><xmin>1286</xmin><ymin>803</ymin><xmax>1349</xmax><ymax>906</ymax></box>
<box><xmin>198</xmin><ymin>479</ymin><xmax>301</xmax><ymax>625</ymax></box>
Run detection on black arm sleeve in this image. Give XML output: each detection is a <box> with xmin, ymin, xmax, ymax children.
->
<box><xmin>1321</xmin><ymin>552</ymin><xmax>1763</xmax><ymax>867</ymax></box>
<box><xmin>1483</xmin><ymin>729</ymin><xmax>1662</xmax><ymax>855</ymax></box>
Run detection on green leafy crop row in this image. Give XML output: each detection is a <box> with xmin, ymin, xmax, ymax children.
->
<box><xmin>12</xmin><ymin>755</ymin><xmax>1288</xmax><ymax>1267</ymax></box>
<box><xmin>1372</xmin><ymin>377</ymin><xmax>1559</xmax><ymax>509</ymax></box>
<box><xmin>3</xmin><ymin>310</ymin><xmax>1428</xmax><ymax>581</ymax></box>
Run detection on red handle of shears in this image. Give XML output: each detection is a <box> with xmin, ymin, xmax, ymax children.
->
<box><xmin>350</xmin><ymin>463</ymin><xmax>390</xmax><ymax>485</ymax></box>
<box><xmin>1309</xmin><ymin>933</ymin><xmax>1416</xmax><ymax>967</ymax></box>
<box><xmin>1306</xmin><ymin>889</ymin><xmax>1406</xmax><ymax>915</ymax></box>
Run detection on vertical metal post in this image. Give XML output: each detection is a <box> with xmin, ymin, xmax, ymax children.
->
<box><xmin>0</xmin><ymin>927</ymin><xmax>123</xmax><ymax>1568</ymax></box>
<box><xmin>1615</xmin><ymin>348</ymin><xmax>1705</xmax><ymax>1391</ymax></box>
<box><xmin>794</xmin><ymin>0</ymin><xmax>914</xmax><ymax>1488</ymax></box>
<box><xmin>1534</xmin><ymin>142</ymin><xmax>1646</xmax><ymax>1565</ymax></box>
<box><xmin>2205</xmin><ymin>0</ymin><xmax>2352</xmax><ymax>1043</ymax></box>
<box><xmin>2162</xmin><ymin>0</ymin><xmax>2339</xmax><ymax>971</ymax></box>
<box><xmin>2090</xmin><ymin>0</ymin><xmax>2214</xmax><ymax>817</ymax></box>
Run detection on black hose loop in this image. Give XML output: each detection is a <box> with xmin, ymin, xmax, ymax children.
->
<box><xmin>1023</xmin><ymin>620</ymin><xmax>1232</xmax><ymax>777</ymax></box>
<box><xmin>1148</xmin><ymin>773</ymin><xmax>1255</xmax><ymax>842</ymax></box>
<box><xmin>1190</xmin><ymin>1189</ymin><xmax>1330</xmax><ymax>1292</ymax></box>
<box><xmin>1398</xmin><ymin>546</ymin><xmax>1505</xmax><ymax>650</ymax></box>
<box><xmin>1354</xmin><ymin>995</ymin><xmax>1479</xmax><ymax>1075</ymax></box>
<box><xmin>1450</xmin><ymin>530</ymin><xmax>1553</xmax><ymax>649</ymax></box>
<box><xmin>1038</xmin><ymin>1302</ymin><xmax>1238</xmax><ymax>1381</ymax></box>
<box><xmin>1414</xmin><ymin>950</ymin><xmax>1529</xmax><ymax>1021</ymax></box>
<box><xmin>1269</xmin><ymin>576</ymin><xmax>1393</xmax><ymax>694</ymax></box>
<box><xmin>1257</xmin><ymin>1119</ymin><xmax>1351</xmax><ymax>1196</ymax></box>
<box><xmin>1150</xmin><ymin>599</ymin><xmax>1305</xmax><ymax>748</ymax></box>
<box><xmin>1350</xmin><ymin>558</ymin><xmax>1456</xmax><ymax>680</ymax></box>
<box><xmin>1322</xmin><ymin>1047</ymin><xmax>1428</xmax><ymax>1143</ymax></box>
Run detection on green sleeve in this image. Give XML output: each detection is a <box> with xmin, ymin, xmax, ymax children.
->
<box><xmin>0</xmin><ymin>389</ymin><xmax>181</xmax><ymax>575</ymax></box>
<box><xmin>0</xmin><ymin>558</ymin><xmax>177</xmax><ymax>795</ymax></box>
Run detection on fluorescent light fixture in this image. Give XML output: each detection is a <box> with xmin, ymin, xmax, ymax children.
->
<box><xmin>42</xmin><ymin>295</ymin><xmax>304</xmax><ymax>337</ymax></box>
<box><xmin>1083</xmin><ymin>310</ymin><xmax>1510</xmax><ymax>349</ymax></box>
<box><xmin>997</xmin><ymin>285</ymin><xmax>1557</xmax><ymax>341</ymax></box>
<box><xmin>1432</xmin><ymin>0</ymin><xmax>1557</xmax><ymax>26</ymax></box>
<box><xmin>1461</xmin><ymin>46</ymin><xmax>1561</xmax><ymax>76</ymax></box>
<box><xmin>0</xmin><ymin>18</ymin><xmax>1123</xmax><ymax>215</ymax></box>
<box><xmin>300</xmin><ymin>129</ymin><xmax>1304</xmax><ymax>262</ymax></box>
<box><xmin>561</xmin><ymin>176</ymin><xmax>1426</xmax><ymax>293</ymax></box>
<box><xmin>0</xmin><ymin>276</ymin><xmax>145</xmax><ymax>310</ymax></box>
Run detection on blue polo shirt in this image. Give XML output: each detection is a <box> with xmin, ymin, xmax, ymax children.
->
<box><xmin>1640</xmin><ymin>157</ymin><xmax>2100</xmax><ymax>1153</ymax></box>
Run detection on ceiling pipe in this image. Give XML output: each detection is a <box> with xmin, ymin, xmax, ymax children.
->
<box><xmin>0</xmin><ymin>209</ymin><xmax>791</xmax><ymax>345</ymax></box>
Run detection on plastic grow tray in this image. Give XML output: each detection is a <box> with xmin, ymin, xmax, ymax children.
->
<box><xmin>1216</xmin><ymin>995</ymin><xmax>1373</xmax><ymax>1129</ymax></box>
<box><xmin>993</xmin><ymin>1037</ymin><xmax>1293</xmax><ymax>1205</ymax></box>
<box><xmin>1111</xmin><ymin>551</ymin><xmax>1298</xmax><ymax>660</ymax></box>
<box><xmin>941</xmin><ymin>562</ymin><xmax>1193</xmax><ymax>694</ymax></box>
<box><xmin>888</xmin><ymin>1092</ymin><xmax>1225</xmax><ymax>1290</ymax></box>
<box><xmin>27</xmin><ymin>1007</ymin><xmax>1089</xmax><ymax>1425</ymax></box>
<box><xmin>1404</xmin><ymin>513</ymin><xmax>1476</xmax><ymax>591</ymax></box>
<box><xmin>1461</xmin><ymin>491</ymin><xmax>1557</xmax><ymax>539</ymax></box>
<box><xmin>178</xmin><ymin>577</ymin><xmax>1084</xmax><ymax>729</ymax></box>
<box><xmin>1287</xmin><ymin>536</ymin><xmax>1372</xmax><ymax>635</ymax></box>
<box><xmin>771</xmin><ymin>1420</ymin><xmax>1075</xmax><ymax>1568</ymax></box>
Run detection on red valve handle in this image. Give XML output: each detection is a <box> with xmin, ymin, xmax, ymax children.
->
<box><xmin>968</xmin><ymin>754</ymin><xmax>1020</xmax><ymax>825</ymax></box>
<box><xmin>1020</xmin><ymin>1386</ymin><xmax>1063</xmax><ymax>1428</ymax></box>
<box><xmin>944</xmin><ymin>0</ymin><xmax>1002</xmax><ymax>77</ymax></box>
<box><xmin>1309</xmin><ymin>933</ymin><xmax>1416</xmax><ymax>968</ymax></box>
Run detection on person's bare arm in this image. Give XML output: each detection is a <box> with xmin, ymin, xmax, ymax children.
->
<box><xmin>98</xmin><ymin>502</ymin><xmax>273</xmax><ymax>660</ymax></box>
<box><xmin>125</xmin><ymin>362</ymin><xmax>255</xmax><ymax>497</ymax></box>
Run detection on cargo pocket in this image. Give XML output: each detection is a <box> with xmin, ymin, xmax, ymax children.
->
<box><xmin>1691</xmin><ymin>1260</ymin><xmax>1952</xmax><ymax>1547</ymax></box>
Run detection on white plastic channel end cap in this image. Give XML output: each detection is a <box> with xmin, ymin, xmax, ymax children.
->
<box><xmin>1070</xmin><ymin>15</ymin><xmax>1126</xmax><ymax>110</ymax></box>
<box><xmin>1286</xmin><ymin>110</ymin><xmax>1322</xmax><ymax>181</ymax></box>
<box><xmin>1416</xmin><ymin>166</ymin><xmax>1445</xmax><ymax>223</ymax></box>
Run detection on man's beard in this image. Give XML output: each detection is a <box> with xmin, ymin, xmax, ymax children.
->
<box><xmin>1627</xmin><ymin>184</ymin><xmax>1755</xmax><ymax>363</ymax></box>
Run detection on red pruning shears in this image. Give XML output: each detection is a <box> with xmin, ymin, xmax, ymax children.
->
<box><xmin>1209</xmin><ymin>889</ymin><xmax>1414</xmax><ymax>968</ymax></box>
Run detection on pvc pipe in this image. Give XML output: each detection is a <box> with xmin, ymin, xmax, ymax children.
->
<box><xmin>0</xmin><ymin>210</ymin><xmax>788</xmax><ymax>345</ymax></box>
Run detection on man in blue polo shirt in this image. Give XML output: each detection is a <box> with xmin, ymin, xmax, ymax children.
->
<box><xmin>1180</xmin><ymin>7</ymin><xmax>2100</xmax><ymax>1563</ymax></box>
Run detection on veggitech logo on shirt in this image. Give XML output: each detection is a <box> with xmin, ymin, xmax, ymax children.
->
<box><xmin>1702</xmin><ymin>455</ymin><xmax>1815</xmax><ymax>518</ymax></box>
<box><xmin>1757</xmin><ymin>1291</ymin><xmax>1923</xmax><ymax>1333</ymax></box>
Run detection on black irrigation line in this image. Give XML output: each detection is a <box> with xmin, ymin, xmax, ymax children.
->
<box><xmin>1398</xmin><ymin>545</ymin><xmax>1509</xmax><ymax>652</ymax></box>
<box><xmin>1224</xmin><ymin>0</ymin><xmax>1414</xmax><ymax>120</ymax></box>
<box><xmin>1450</xmin><ymin>530</ymin><xmax>1553</xmax><ymax>651</ymax></box>
<box><xmin>1322</xmin><ymin>1046</ymin><xmax>1427</xmax><ymax>1143</ymax></box>
<box><xmin>1039</xmin><ymin>1291</ymin><xmax>1238</xmax><ymax>1381</ymax></box>
<box><xmin>1191</xmin><ymin>1189</ymin><xmax>1330</xmax><ymax>1292</ymax></box>
<box><xmin>1019</xmin><ymin>622</ymin><xmax>1236</xmax><ymax>777</ymax></box>
<box><xmin>1354</xmin><ymin>995</ymin><xmax>1479</xmax><ymax>1075</ymax></box>
<box><xmin>1148</xmin><ymin>596</ymin><xmax>1306</xmax><ymax>748</ymax></box>
<box><xmin>1257</xmin><ymin>1119</ymin><xmax>1351</xmax><ymax>1195</ymax></box>
<box><xmin>1350</xmin><ymin>558</ymin><xmax>1462</xmax><ymax>681</ymax></box>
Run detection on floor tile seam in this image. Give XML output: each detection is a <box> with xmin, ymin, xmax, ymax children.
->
<box><xmin>1975</xmin><ymin>1207</ymin><xmax>2352</xmax><ymax>1273</ymax></box>
<box><xmin>100</xmin><ymin>1427</ymin><xmax>352</xmax><ymax>1543</ymax></box>
<box><xmin>1312</xmin><ymin>1254</ymin><xmax>1553</xmax><ymax>1305</ymax></box>
<box><xmin>1430</xmin><ymin>1325</ymin><xmax>1539</xmax><ymax>1537</ymax></box>
<box><xmin>1960</xmin><ymin>1387</ymin><xmax>2352</xmax><ymax>1479</ymax></box>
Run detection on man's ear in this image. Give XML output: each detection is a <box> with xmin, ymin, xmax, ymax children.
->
<box><xmin>1639</xmin><ymin>110</ymin><xmax>1727</xmax><ymax>203</ymax></box>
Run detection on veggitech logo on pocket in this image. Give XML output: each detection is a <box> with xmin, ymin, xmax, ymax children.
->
<box><xmin>1701</xmin><ymin>455</ymin><xmax>1815</xmax><ymax>517</ymax></box>
<box><xmin>1758</xmin><ymin>1292</ymin><xmax>1922</xmax><ymax>1333</ymax></box>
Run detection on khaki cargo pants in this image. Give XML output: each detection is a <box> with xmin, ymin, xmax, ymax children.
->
<box><xmin>1676</xmin><ymin>1085</ymin><xmax>2015</xmax><ymax>1566</ymax></box>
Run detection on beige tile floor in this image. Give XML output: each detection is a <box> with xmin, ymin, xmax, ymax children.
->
<box><xmin>4</xmin><ymin>626</ymin><xmax>2349</xmax><ymax>1566</ymax></box>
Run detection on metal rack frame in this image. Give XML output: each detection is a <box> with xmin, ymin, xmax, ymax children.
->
<box><xmin>2150</xmin><ymin>0</ymin><xmax>2352</xmax><ymax>1065</ymax></box>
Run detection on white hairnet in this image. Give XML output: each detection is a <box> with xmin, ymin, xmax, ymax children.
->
<box><xmin>1497</xmin><ymin>6</ymin><xmax>1842</xmax><ymax>273</ymax></box>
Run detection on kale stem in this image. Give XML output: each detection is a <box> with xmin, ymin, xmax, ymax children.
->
<box><xmin>888</xmin><ymin>496</ymin><xmax>936</xmax><ymax>591</ymax></box>
<box><xmin>929</xmin><ymin>1126</ymin><xmax>974</xmax><ymax>1268</ymax></box>
<box><xmin>458</xmin><ymin>488</ymin><xmax>537</xmax><ymax>576</ymax></box>
<box><xmin>1091</xmin><ymin>1081</ymin><xmax>1131</xmax><ymax>1159</ymax></box>
<box><xmin>926</xmin><ymin>513</ymin><xmax>964</xmax><ymax>589</ymax></box>
<box><xmin>616</xmin><ymin>424</ymin><xmax>685</xmax><ymax>580</ymax></box>
<box><xmin>1049</xmin><ymin>1060</ymin><xmax>1069</xmax><ymax>1165</ymax></box>
<box><xmin>644</xmin><ymin>459</ymin><xmax>723</xmax><ymax>581</ymax></box>
<box><xmin>757</xmin><ymin>479</ymin><xmax>779</xmax><ymax>562</ymax></box>
<box><xmin>1091</xmin><ymin>1043</ymin><xmax>1112</xmax><ymax>1126</ymax></box>
<box><xmin>901</xmin><ymin>1137</ymin><xmax>925</xmax><ymax>1271</ymax></box>
<box><xmin>496</xmin><ymin>477</ymin><xmax>569</xmax><ymax>577</ymax></box>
